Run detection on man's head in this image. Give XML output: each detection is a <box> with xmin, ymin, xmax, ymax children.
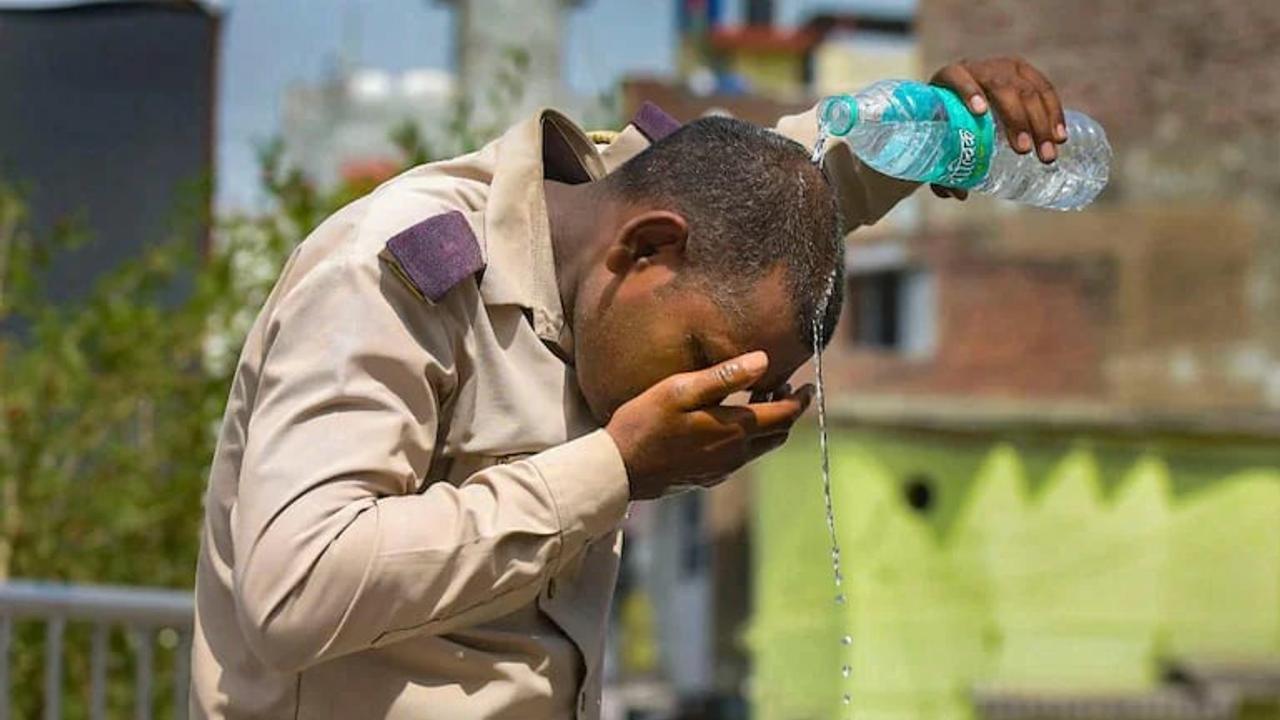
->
<box><xmin>570</xmin><ymin>116</ymin><xmax>844</xmax><ymax>421</ymax></box>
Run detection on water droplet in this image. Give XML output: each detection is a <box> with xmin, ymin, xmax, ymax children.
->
<box><xmin>841</xmin><ymin>635</ymin><xmax>853</xmax><ymax>646</ymax></box>
<box><xmin>842</xmin><ymin>664</ymin><xmax>852</xmax><ymax>678</ymax></box>
<box><xmin>835</xmin><ymin>593</ymin><xmax>846</xmax><ymax>605</ymax></box>
<box><xmin>842</xmin><ymin>693</ymin><xmax>852</xmax><ymax>705</ymax></box>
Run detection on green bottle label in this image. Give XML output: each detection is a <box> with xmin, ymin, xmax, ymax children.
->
<box><xmin>931</xmin><ymin>85</ymin><xmax>995</xmax><ymax>189</ymax></box>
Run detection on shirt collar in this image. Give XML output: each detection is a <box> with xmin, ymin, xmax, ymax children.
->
<box><xmin>479</xmin><ymin>109</ymin><xmax>605</xmax><ymax>358</ymax></box>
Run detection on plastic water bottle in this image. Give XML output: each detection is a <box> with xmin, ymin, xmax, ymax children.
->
<box><xmin>816</xmin><ymin>79</ymin><xmax>1111</xmax><ymax>211</ymax></box>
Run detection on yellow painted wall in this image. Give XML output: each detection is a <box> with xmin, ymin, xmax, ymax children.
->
<box><xmin>749</xmin><ymin>428</ymin><xmax>1280</xmax><ymax>720</ymax></box>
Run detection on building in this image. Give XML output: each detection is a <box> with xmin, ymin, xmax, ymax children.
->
<box><xmin>907</xmin><ymin>0</ymin><xmax>1280</xmax><ymax>418</ymax></box>
<box><xmin>807</xmin><ymin>1</ymin><xmax>1280</xmax><ymax>425</ymax></box>
<box><xmin>281</xmin><ymin>65</ymin><xmax>456</xmax><ymax>191</ymax></box>
<box><xmin>283</xmin><ymin>0</ymin><xmax>597</xmax><ymax>194</ymax></box>
<box><xmin>0</xmin><ymin>0</ymin><xmax>220</xmax><ymax>302</ymax></box>
<box><xmin>437</xmin><ymin>0</ymin><xmax>584</xmax><ymax>128</ymax></box>
<box><xmin>750</xmin><ymin>2</ymin><xmax>1280</xmax><ymax>719</ymax></box>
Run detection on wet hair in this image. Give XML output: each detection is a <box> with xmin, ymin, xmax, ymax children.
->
<box><xmin>605</xmin><ymin>116</ymin><xmax>844</xmax><ymax>349</ymax></box>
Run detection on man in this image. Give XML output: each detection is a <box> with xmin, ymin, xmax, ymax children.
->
<box><xmin>192</xmin><ymin>57</ymin><xmax>1068</xmax><ymax>718</ymax></box>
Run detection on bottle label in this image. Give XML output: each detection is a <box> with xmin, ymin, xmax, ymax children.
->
<box><xmin>929</xmin><ymin>85</ymin><xmax>995</xmax><ymax>189</ymax></box>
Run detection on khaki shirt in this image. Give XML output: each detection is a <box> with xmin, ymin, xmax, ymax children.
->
<box><xmin>191</xmin><ymin>104</ymin><xmax>914</xmax><ymax>719</ymax></box>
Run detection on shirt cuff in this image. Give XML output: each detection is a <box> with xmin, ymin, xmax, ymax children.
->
<box><xmin>528</xmin><ymin>429</ymin><xmax>630</xmax><ymax>542</ymax></box>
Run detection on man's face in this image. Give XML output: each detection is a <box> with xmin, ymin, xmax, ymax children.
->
<box><xmin>573</xmin><ymin>259</ymin><xmax>812</xmax><ymax>423</ymax></box>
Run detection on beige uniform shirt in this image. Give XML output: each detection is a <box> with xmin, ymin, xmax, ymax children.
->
<box><xmin>191</xmin><ymin>104</ymin><xmax>914</xmax><ymax>720</ymax></box>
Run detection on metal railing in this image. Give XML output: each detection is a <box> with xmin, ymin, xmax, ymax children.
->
<box><xmin>0</xmin><ymin>580</ymin><xmax>194</xmax><ymax>720</ymax></box>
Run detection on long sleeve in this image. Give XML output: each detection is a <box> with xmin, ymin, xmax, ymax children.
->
<box><xmin>230</xmin><ymin>253</ymin><xmax>630</xmax><ymax>674</ymax></box>
<box><xmin>773</xmin><ymin>106</ymin><xmax>921</xmax><ymax>230</ymax></box>
<box><xmin>602</xmin><ymin>103</ymin><xmax>921</xmax><ymax>231</ymax></box>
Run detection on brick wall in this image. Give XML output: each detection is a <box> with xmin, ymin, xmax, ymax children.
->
<box><xmin>812</xmin><ymin>0</ymin><xmax>1280</xmax><ymax>417</ymax></box>
<box><xmin>819</xmin><ymin>231</ymin><xmax>1110</xmax><ymax>401</ymax></box>
<box><xmin>919</xmin><ymin>1</ymin><xmax>1280</xmax><ymax>148</ymax></box>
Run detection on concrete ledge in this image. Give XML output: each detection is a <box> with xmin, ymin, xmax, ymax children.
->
<box><xmin>825</xmin><ymin>394</ymin><xmax>1280</xmax><ymax>442</ymax></box>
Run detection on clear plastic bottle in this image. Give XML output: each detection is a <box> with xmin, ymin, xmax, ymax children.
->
<box><xmin>817</xmin><ymin>79</ymin><xmax>1111</xmax><ymax>211</ymax></box>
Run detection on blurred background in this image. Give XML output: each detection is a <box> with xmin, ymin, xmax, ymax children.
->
<box><xmin>1</xmin><ymin>0</ymin><xmax>1279</xmax><ymax>719</ymax></box>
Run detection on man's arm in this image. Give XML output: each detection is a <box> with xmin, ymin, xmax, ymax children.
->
<box><xmin>773</xmin><ymin>107</ymin><xmax>920</xmax><ymax>230</ymax></box>
<box><xmin>231</xmin><ymin>253</ymin><xmax>630</xmax><ymax>673</ymax></box>
<box><xmin>773</xmin><ymin>56</ymin><xmax>1070</xmax><ymax>219</ymax></box>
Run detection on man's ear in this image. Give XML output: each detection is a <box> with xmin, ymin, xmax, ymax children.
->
<box><xmin>604</xmin><ymin>210</ymin><xmax>689</xmax><ymax>274</ymax></box>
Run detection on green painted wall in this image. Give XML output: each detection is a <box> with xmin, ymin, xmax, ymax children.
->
<box><xmin>748</xmin><ymin>427</ymin><xmax>1280</xmax><ymax>720</ymax></box>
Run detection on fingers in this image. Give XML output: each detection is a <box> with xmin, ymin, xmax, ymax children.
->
<box><xmin>988</xmin><ymin>82</ymin><xmax>1034</xmax><ymax>155</ymax></box>
<box><xmin>749</xmin><ymin>382</ymin><xmax>791</xmax><ymax>405</ymax></box>
<box><xmin>664</xmin><ymin>383</ymin><xmax>814</xmax><ymax>488</ymax></box>
<box><xmin>988</xmin><ymin>78</ymin><xmax>1055</xmax><ymax>163</ymax></box>
<box><xmin>1010</xmin><ymin>62</ymin><xmax>1058</xmax><ymax>161</ymax></box>
<box><xmin>1018</xmin><ymin>85</ymin><xmax>1057</xmax><ymax>162</ymax></box>
<box><xmin>935</xmin><ymin>57</ymin><xmax>1067</xmax><ymax>165</ymax></box>
<box><xmin>686</xmin><ymin>423</ymin><xmax>795</xmax><ymax>489</ymax></box>
<box><xmin>753</xmin><ymin>385</ymin><xmax>814</xmax><ymax>431</ymax></box>
<box><xmin>930</xmin><ymin>62</ymin><xmax>988</xmax><ymax>115</ymax></box>
<box><xmin>1018</xmin><ymin>62</ymin><xmax>1067</xmax><ymax>143</ymax></box>
<box><xmin>681</xmin><ymin>427</ymin><xmax>791</xmax><ymax>490</ymax></box>
<box><xmin>668</xmin><ymin>351</ymin><xmax>769</xmax><ymax>410</ymax></box>
<box><xmin>748</xmin><ymin>429</ymin><xmax>790</xmax><ymax>459</ymax></box>
<box><xmin>698</xmin><ymin>385</ymin><xmax>814</xmax><ymax>438</ymax></box>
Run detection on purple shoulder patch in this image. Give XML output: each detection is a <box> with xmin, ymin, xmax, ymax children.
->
<box><xmin>631</xmin><ymin>101</ymin><xmax>682</xmax><ymax>143</ymax></box>
<box><xmin>385</xmin><ymin>210</ymin><xmax>484</xmax><ymax>302</ymax></box>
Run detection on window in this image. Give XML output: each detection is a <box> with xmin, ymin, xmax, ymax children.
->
<box><xmin>845</xmin><ymin>265</ymin><xmax>936</xmax><ymax>357</ymax></box>
<box><xmin>902</xmin><ymin>473</ymin><xmax>937</xmax><ymax>515</ymax></box>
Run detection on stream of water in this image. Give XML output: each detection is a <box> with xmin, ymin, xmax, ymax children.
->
<box><xmin>812</xmin><ymin>275</ymin><xmax>853</xmax><ymax>716</ymax></box>
<box><xmin>811</xmin><ymin>128</ymin><xmax>829</xmax><ymax>164</ymax></box>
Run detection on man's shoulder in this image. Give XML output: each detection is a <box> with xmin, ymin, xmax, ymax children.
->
<box><xmin>268</xmin><ymin>175</ymin><xmax>490</xmax><ymax>339</ymax></box>
<box><xmin>298</xmin><ymin>157</ymin><xmax>490</xmax><ymax>290</ymax></box>
<box><xmin>380</xmin><ymin>208</ymin><xmax>485</xmax><ymax>305</ymax></box>
<box><xmin>351</xmin><ymin>156</ymin><xmax>492</xmax><ymax>264</ymax></box>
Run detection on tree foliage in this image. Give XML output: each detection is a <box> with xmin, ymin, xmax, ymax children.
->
<box><xmin>0</xmin><ymin>100</ymin><xmax>455</xmax><ymax>720</ymax></box>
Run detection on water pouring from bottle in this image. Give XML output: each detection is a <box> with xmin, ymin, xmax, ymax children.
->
<box><xmin>812</xmin><ymin>272</ymin><xmax>854</xmax><ymax>717</ymax></box>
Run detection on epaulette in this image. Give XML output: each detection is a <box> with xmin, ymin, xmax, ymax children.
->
<box><xmin>631</xmin><ymin>101</ymin><xmax>682</xmax><ymax>143</ymax></box>
<box><xmin>383</xmin><ymin>210</ymin><xmax>485</xmax><ymax>303</ymax></box>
